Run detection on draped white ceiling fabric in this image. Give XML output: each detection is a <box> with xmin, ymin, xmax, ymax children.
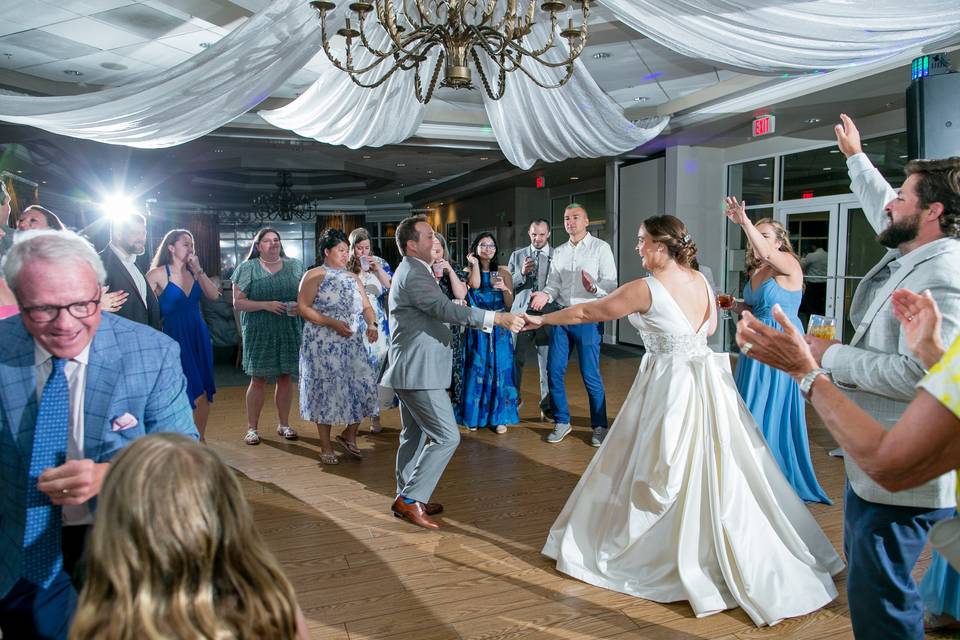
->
<box><xmin>600</xmin><ymin>0</ymin><xmax>960</xmax><ymax>71</ymax></box>
<box><xmin>258</xmin><ymin>27</ymin><xmax>430</xmax><ymax>148</ymax></box>
<box><xmin>478</xmin><ymin>24</ymin><xmax>668</xmax><ymax>169</ymax></box>
<box><xmin>0</xmin><ymin>0</ymin><xmax>322</xmax><ymax>148</ymax></box>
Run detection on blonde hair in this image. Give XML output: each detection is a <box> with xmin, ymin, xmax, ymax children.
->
<box><xmin>745</xmin><ymin>218</ymin><xmax>800</xmax><ymax>273</ymax></box>
<box><xmin>69</xmin><ymin>434</ymin><xmax>300</xmax><ymax>640</ymax></box>
<box><xmin>432</xmin><ymin>232</ymin><xmax>451</xmax><ymax>262</ymax></box>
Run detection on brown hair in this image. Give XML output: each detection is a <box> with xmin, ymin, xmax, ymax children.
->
<box><xmin>21</xmin><ymin>205</ymin><xmax>65</xmax><ymax>231</ymax></box>
<box><xmin>149</xmin><ymin>228</ymin><xmax>192</xmax><ymax>269</ymax></box>
<box><xmin>395</xmin><ymin>214</ymin><xmax>427</xmax><ymax>256</ymax></box>
<box><xmin>432</xmin><ymin>232</ymin><xmax>451</xmax><ymax>262</ymax></box>
<box><xmin>905</xmin><ymin>157</ymin><xmax>960</xmax><ymax>238</ymax></box>
<box><xmin>69</xmin><ymin>434</ymin><xmax>300</xmax><ymax>640</ymax></box>
<box><xmin>347</xmin><ymin>227</ymin><xmax>372</xmax><ymax>274</ymax></box>
<box><xmin>642</xmin><ymin>215</ymin><xmax>698</xmax><ymax>269</ymax></box>
<box><xmin>744</xmin><ymin>218</ymin><xmax>799</xmax><ymax>273</ymax></box>
<box><xmin>245</xmin><ymin>228</ymin><xmax>287</xmax><ymax>260</ymax></box>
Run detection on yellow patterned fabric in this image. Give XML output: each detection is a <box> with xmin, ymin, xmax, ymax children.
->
<box><xmin>920</xmin><ymin>335</ymin><xmax>960</xmax><ymax>420</ymax></box>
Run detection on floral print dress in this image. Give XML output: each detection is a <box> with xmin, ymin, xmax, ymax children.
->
<box><xmin>299</xmin><ymin>267</ymin><xmax>377</xmax><ymax>425</ymax></box>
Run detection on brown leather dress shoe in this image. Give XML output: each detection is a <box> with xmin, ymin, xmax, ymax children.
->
<box><xmin>391</xmin><ymin>497</ymin><xmax>440</xmax><ymax>530</ymax></box>
<box><xmin>424</xmin><ymin>502</ymin><xmax>443</xmax><ymax>515</ymax></box>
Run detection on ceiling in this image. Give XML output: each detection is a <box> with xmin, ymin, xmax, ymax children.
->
<box><xmin>0</xmin><ymin>0</ymin><xmax>954</xmax><ymax>215</ymax></box>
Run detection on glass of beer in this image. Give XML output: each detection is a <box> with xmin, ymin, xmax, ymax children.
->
<box><xmin>808</xmin><ymin>314</ymin><xmax>837</xmax><ymax>340</ymax></box>
<box><xmin>717</xmin><ymin>293</ymin><xmax>734</xmax><ymax>320</ymax></box>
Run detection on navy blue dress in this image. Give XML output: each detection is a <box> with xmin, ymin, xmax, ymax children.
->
<box><xmin>456</xmin><ymin>271</ymin><xmax>519</xmax><ymax>428</ymax></box>
<box><xmin>158</xmin><ymin>265</ymin><xmax>216</xmax><ymax>408</ymax></box>
<box><xmin>734</xmin><ymin>277</ymin><xmax>830</xmax><ymax>504</ymax></box>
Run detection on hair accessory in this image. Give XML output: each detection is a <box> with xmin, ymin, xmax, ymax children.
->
<box><xmin>681</xmin><ymin>234</ymin><xmax>691</xmax><ymax>245</ymax></box>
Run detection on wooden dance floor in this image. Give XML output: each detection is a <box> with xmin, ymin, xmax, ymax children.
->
<box><xmin>205</xmin><ymin>353</ymin><xmax>938</xmax><ymax>640</ymax></box>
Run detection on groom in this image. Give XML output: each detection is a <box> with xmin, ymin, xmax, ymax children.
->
<box><xmin>383</xmin><ymin>215</ymin><xmax>525</xmax><ymax>529</ymax></box>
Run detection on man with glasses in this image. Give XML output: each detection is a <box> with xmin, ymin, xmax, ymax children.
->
<box><xmin>0</xmin><ymin>230</ymin><xmax>197</xmax><ymax>639</ymax></box>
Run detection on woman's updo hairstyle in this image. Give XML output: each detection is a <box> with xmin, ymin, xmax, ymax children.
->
<box><xmin>642</xmin><ymin>215</ymin><xmax>699</xmax><ymax>269</ymax></box>
<box><xmin>319</xmin><ymin>228</ymin><xmax>349</xmax><ymax>257</ymax></box>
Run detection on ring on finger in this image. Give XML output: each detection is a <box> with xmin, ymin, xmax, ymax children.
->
<box><xmin>742</xmin><ymin>342</ymin><xmax>754</xmax><ymax>355</ymax></box>
<box><xmin>61</xmin><ymin>488</ymin><xmax>70</xmax><ymax>496</ymax></box>
<box><xmin>907</xmin><ymin>315</ymin><xmax>914</xmax><ymax>321</ymax></box>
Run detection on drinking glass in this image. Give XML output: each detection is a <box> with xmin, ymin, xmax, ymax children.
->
<box><xmin>359</xmin><ymin>255</ymin><xmax>371</xmax><ymax>271</ymax></box>
<box><xmin>717</xmin><ymin>293</ymin><xmax>734</xmax><ymax>320</ymax></box>
<box><xmin>490</xmin><ymin>271</ymin><xmax>503</xmax><ymax>287</ymax></box>
<box><xmin>285</xmin><ymin>301</ymin><xmax>297</xmax><ymax>317</ymax></box>
<box><xmin>432</xmin><ymin>262</ymin><xmax>445</xmax><ymax>278</ymax></box>
<box><xmin>807</xmin><ymin>314</ymin><xmax>837</xmax><ymax>340</ymax></box>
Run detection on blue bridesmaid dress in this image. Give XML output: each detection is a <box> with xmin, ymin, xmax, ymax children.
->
<box><xmin>158</xmin><ymin>265</ymin><xmax>216</xmax><ymax>408</ymax></box>
<box><xmin>734</xmin><ymin>278</ymin><xmax>831</xmax><ymax>504</ymax></box>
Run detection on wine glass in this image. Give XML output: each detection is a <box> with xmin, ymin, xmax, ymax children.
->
<box><xmin>717</xmin><ymin>292</ymin><xmax>735</xmax><ymax>320</ymax></box>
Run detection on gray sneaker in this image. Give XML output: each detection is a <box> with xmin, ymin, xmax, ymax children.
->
<box><xmin>591</xmin><ymin>426</ymin><xmax>608</xmax><ymax>447</ymax></box>
<box><xmin>546</xmin><ymin>422</ymin><xmax>572</xmax><ymax>443</ymax></box>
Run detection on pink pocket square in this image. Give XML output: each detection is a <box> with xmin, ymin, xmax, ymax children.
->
<box><xmin>111</xmin><ymin>413</ymin><xmax>139</xmax><ymax>432</ymax></box>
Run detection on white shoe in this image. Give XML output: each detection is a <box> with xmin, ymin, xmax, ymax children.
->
<box><xmin>276</xmin><ymin>424</ymin><xmax>298</xmax><ymax>440</ymax></box>
<box><xmin>494</xmin><ymin>425</ymin><xmax>508</xmax><ymax>434</ymax></box>
<box><xmin>243</xmin><ymin>428</ymin><xmax>261</xmax><ymax>445</ymax></box>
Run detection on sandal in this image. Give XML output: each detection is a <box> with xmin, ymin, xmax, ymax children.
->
<box><xmin>319</xmin><ymin>452</ymin><xmax>339</xmax><ymax>465</ymax></box>
<box><xmin>335</xmin><ymin>434</ymin><xmax>363</xmax><ymax>459</ymax></box>
<box><xmin>370</xmin><ymin>417</ymin><xmax>383</xmax><ymax>434</ymax></box>
<box><xmin>243</xmin><ymin>428</ymin><xmax>261</xmax><ymax>445</ymax></box>
<box><xmin>276</xmin><ymin>424</ymin><xmax>298</xmax><ymax>440</ymax></box>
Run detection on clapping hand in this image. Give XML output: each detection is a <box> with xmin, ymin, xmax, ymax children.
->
<box><xmin>100</xmin><ymin>286</ymin><xmax>129</xmax><ymax>313</ymax></box>
<box><xmin>529</xmin><ymin>291</ymin><xmax>550</xmax><ymax>311</ymax></box>
<box><xmin>723</xmin><ymin>196</ymin><xmax>750</xmax><ymax>226</ymax></box>
<box><xmin>834</xmin><ymin>113</ymin><xmax>863</xmax><ymax>158</ymax></box>
<box><xmin>892</xmin><ymin>288</ymin><xmax>944</xmax><ymax>368</ymax></box>
<box><xmin>581</xmin><ymin>270</ymin><xmax>597</xmax><ymax>294</ymax></box>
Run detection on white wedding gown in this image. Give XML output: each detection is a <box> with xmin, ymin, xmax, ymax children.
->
<box><xmin>542</xmin><ymin>275</ymin><xmax>843</xmax><ymax>627</ymax></box>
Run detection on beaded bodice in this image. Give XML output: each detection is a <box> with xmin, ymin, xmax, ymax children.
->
<box><xmin>626</xmin><ymin>275</ymin><xmax>715</xmax><ymax>357</ymax></box>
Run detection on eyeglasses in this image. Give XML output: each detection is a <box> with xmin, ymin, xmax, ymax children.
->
<box><xmin>478</xmin><ymin>243</ymin><xmax>496</xmax><ymax>249</ymax></box>
<box><xmin>21</xmin><ymin>295</ymin><xmax>102</xmax><ymax>323</ymax></box>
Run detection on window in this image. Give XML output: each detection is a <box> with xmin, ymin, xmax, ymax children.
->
<box><xmin>220</xmin><ymin>222</ymin><xmax>315</xmax><ymax>280</ymax></box>
<box><xmin>364</xmin><ymin>220</ymin><xmax>402</xmax><ymax>268</ymax></box>
<box><xmin>727</xmin><ymin>157</ymin><xmax>774</xmax><ymax>205</ymax></box>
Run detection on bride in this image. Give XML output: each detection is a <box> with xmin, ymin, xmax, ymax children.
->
<box><xmin>523</xmin><ymin>215</ymin><xmax>843</xmax><ymax>627</ymax></box>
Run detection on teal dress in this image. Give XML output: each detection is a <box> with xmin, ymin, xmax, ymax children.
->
<box><xmin>456</xmin><ymin>271</ymin><xmax>519</xmax><ymax>428</ymax></box>
<box><xmin>734</xmin><ymin>278</ymin><xmax>831</xmax><ymax>504</ymax></box>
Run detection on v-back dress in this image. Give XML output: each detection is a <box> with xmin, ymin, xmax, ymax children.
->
<box><xmin>734</xmin><ymin>277</ymin><xmax>831</xmax><ymax>504</ymax></box>
<box><xmin>543</xmin><ymin>274</ymin><xmax>842</xmax><ymax>627</ymax></box>
<box><xmin>158</xmin><ymin>265</ymin><xmax>215</xmax><ymax>408</ymax></box>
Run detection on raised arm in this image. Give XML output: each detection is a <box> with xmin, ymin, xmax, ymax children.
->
<box><xmin>837</xmin><ymin>113</ymin><xmax>898</xmax><ymax>234</ymax></box>
<box><xmin>724</xmin><ymin>197</ymin><xmax>803</xmax><ymax>279</ymax></box>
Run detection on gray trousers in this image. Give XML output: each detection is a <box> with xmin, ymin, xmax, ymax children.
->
<box><xmin>395</xmin><ymin>388</ymin><xmax>461</xmax><ymax>503</ymax></box>
<box><xmin>513</xmin><ymin>327</ymin><xmax>551</xmax><ymax>412</ymax></box>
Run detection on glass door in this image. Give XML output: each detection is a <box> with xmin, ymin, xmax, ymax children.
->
<box><xmin>776</xmin><ymin>203</ymin><xmax>839</xmax><ymax>334</ymax></box>
<box><xmin>834</xmin><ymin>203</ymin><xmax>889</xmax><ymax>343</ymax></box>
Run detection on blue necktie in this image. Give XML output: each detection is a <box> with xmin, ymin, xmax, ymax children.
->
<box><xmin>23</xmin><ymin>357</ymin><xmax>69</xmax><ymax>588</ymax></box>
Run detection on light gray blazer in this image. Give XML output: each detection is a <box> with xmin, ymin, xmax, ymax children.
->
<box><xmin>823</xmin><ymin>154</ymin><xmax>960</xmax><ymax>508</ymax></box>
<box><xmin>508</xmin><ymin>244</ymin><xmax>552</xmax><ymax>313</ymax></box>
<box><xmin>382</xmin><ymin>257</ymin><xmax>489</xmax><ymax>391</ymax></box>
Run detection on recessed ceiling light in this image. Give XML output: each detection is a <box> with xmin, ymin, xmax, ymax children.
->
<box><xmin>592</xmin><ymin>52</ymin><xmax>611</xmax><ymax>60</ymax></box>
<box><xmin>396</xmin><ymin>162</ymin><xmax>406</xmax><ymax>167</ymax></box>
<box><xmin>829</xmin><ymin>149</ymin><xmax>840</xmax><ymax>154</ymax></box>
<box><xmin>199</xmin><ymin>42</ymin><xmax>212</xmax><ymax>49</ymax></box>
<box><xmin>822</xmin><ymin>167</ymin><xmax>832</xmax><ymax>171</ymax></box>
<box><xmin>426</xmin><ymin>170</ymin><xmax>433</xmax><ymax>174</ymax></box>
<box><xmin>361</xmin><ymin>154</ymin><xmax>372</xmax><ymax>159</ymax></box>
<box><xmin>633</xmin><ymin>96</ymin><xmax>649</xmax><ymax>102</ymax></box>
<box><xmin>63</xmin><ymin>70</ymin><xmax>83</xmax><ymax>76</ymax></box>
<box><xmin>100</xmin><ymin>62</ymin><xmax>126</xmax><ymax>71</ymax></box>
<box><xmin>763</xmin><ymin>177</ymin><xmax>771</xmax><ymax>180</ymax></box>
<box><xmin>899</xmin><ymin>154</ymin><xmax>908</xmax><ymax>159</ymax></box>
<box><xmin>41</xmin><ymin>180</ymin><xmax>47</xmax><ymax>184</ymax></box>
<box><xmin>805</xmin><ymin>118</ymin><xmax>821</xmax><ymax>124</ymax></box>
<box><xmin>479</xmin><ymin>156</ymin><xmax>489</xmax><ymax>161</ymax></box>
<box><xmin>16</xmin><ymin>170</ymin><xmax>22</xmax><ymax>174</ymax></box>
<box><xmin>430</xmin><ymin>178</ymin><xmax>436</xmax><ymax>181</ymax></box>
<box><xmin>757</xmin><ymin>163</ymin><xmax>767</xmax><ymax>167</ymax></box>
<box><xmin>570</xmin><ymin>176</ymin><xmax>579</xmax><ymax>181</ymax></box>
<box><xmin>439</xmin><ymin>202</ymin><xmax>444</xmax><ymax>205</ymax></box>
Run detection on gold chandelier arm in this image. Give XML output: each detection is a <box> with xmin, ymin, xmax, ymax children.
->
<box><xmin>494</xmin><ymin>0</ymin><xmax>519</xmax><ymax>37</ymax></box>
<box><xmin>506</xmin><ymin>51</ymin><xmax>576</xmax><ymax>88</ymax></box>
<box><xmin>414</xmin><ymin>48</ymin><xmax>445</xmax><ymax>102</ymax></box>
<box><xmin>471</xmin><ymin>48</ymin><xmax>507</xmax><ymax>100</ymax></box>
<box><xmin>357</xmin><ymin>13</ymin><xmax>395</xmax><ymax>57</ymax></box>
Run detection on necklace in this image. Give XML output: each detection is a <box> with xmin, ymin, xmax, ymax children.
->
<box><xmin>259</xmin><ymin>255</ymin><xmax>281</xmax><ymax>266</ymax></box>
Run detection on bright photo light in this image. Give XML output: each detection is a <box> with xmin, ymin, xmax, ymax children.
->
<box><xmin>99</xmin><ymin>194</ymin><xmax>139</xmax><ymax>220</ymax></box>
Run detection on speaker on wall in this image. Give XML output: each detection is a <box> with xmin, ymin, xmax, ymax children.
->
<box><xmin>906</xmin><ymin>72</ymin><xmax>960</xmax><ymax>160</ymax></box>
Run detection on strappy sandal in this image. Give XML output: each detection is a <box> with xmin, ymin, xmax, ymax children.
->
<box><xmin>243</xmin><ymin>428</ymin><xmax>261</xmax><ymax>445</ymax></box>
<box><xmin>335</xmin><ymin>434</ymin><xmax>363</xmax><ymax>459</ymax></box>
<box><xmin>319</xmin><ymin>452</ymin><xmax>339</xmax><ymax>465</ymax></box>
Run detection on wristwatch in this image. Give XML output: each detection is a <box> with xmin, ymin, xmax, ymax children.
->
<box><xmin>799</xmin><ymin>368</ymin><xmax>830</xmax><ymax>399</ymax></box>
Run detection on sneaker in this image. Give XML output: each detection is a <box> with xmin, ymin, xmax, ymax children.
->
<box><xmin>591</xmin><ymin>426</ymin><xmax>608</xmax><ymax>447</ymax></box>
<box><xmin>546</xmin><ymin>423</ymin><xmax>572</xmax><ymax>443</ymax></box>
<box><xmin>466</xmin><ymin>425</ymin><xmax>478</xmax><ymax>432</ymax></box>
<box><xmin>494</xmin><ymin>424</ymin><xmax>507</xmax><ymax>434</ymax></box>
<box><xmin>243</xmin><ymin>428</ymin><xmax>261</xmax><ymax>445</ymax></box>
<box><xmin>276</xmin><ymin>424</ymin><xmax>298</xmax><ymax>440</ymax></box>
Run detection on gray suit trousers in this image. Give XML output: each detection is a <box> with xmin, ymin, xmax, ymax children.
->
<box><xmin>395</xmin><ymin>388</ymin><xmax>461</xmax><ymax>503</ymax></box>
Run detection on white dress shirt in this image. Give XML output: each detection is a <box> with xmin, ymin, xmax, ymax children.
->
<box><xmin>35</xmin><ymin>344</ymin><xmax>94</xmax><ymax>526</ymax></box>
<box><xmin>110</xmin><ymin>243</ymin><xmax>148</xmax><ymax>306</ymax></box>
<box><xmin>412</xmin><ymin>256</ymin><xmax>495</xmax><ymax>332</ymax></box>
<box><xmin>542</xmin><ymin>232</ymin><xmax>617</xmax><ymax>307</ymax></box>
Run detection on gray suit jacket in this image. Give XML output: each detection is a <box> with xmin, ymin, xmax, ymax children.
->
<box><xmin>508</xmin><ymin>244</ymin><xmax>551</xmax><ymax>313</ymax></box>
<box><xmin>824</xmin><ymin>155</ymin><xmax>960</xmax><ymax>508</ymax></box>
<box><xmin>382</xmin><ymin>257</ymin><xmax>489</xmax><ymax>390</ymax></box>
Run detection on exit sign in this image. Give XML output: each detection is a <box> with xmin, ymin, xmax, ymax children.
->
<box><xmin>535</xmin><ymin>176</ymin><xmax>546</xmax><ymax>189</ymax></box>
<box><xmin>753</xmin><ymin>115</ymin><xmax>775</xmax><ymax>137</ymax></box>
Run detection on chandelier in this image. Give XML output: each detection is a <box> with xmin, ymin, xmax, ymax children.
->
<box><xmin>251</xmin><ymin>171</ymin><xmax>322</xmax><ymax>221</ymax></box>
<box><xmin>308</xmin><ymin>0</ymin><xmax>590</xmax><ymax>103</ymax></box>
